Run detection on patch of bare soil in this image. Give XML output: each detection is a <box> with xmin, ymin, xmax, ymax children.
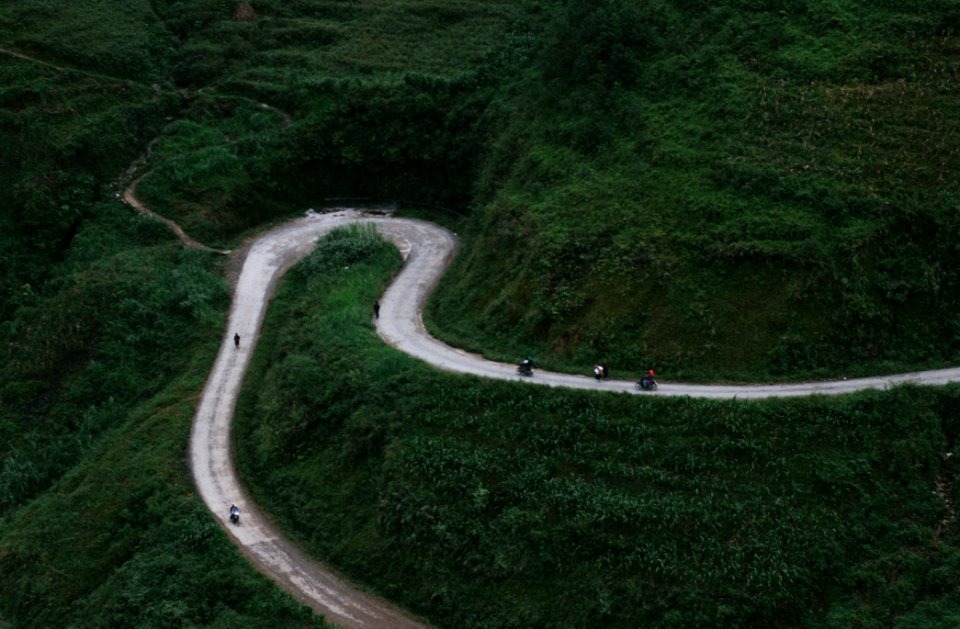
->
<box><xmin>234</xmin><ymin>2</ymin><xmax>256</xmax><ymax>21</ymax></box>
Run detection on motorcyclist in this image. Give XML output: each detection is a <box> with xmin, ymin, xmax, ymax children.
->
<box><xmin>518</xmin><ymin>356</ymin><xmax>534</xmax><ymax>376</ymax></box>
<box><xmin>642</xmin><ymin>369</ymin><xmax>657</xmax><ymax>389</ymax></box>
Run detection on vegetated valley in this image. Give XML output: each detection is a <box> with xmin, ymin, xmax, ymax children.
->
<box><xmin>1</xmin><ymin>1</ymin><xmax>959</xmax><ymax>627</ymax></box>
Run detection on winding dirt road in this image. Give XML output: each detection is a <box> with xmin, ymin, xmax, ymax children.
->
<box><xmin>8</xmin><ymin>32</ymin><xmax>957</xmax><ymax>629</ymax></box>
<box><xmin>373</xmin><ymin>219</ymin><xmax>960</xmax><ymax>397</ymax></box>
<box><xmin>190</xmin><ymin>211</ymin><xmax>431</xmax><ymax>629</ymax></box>
<box><xmin>190</xmin><ymin>209</ymin><xmax>960</xmax><ymax>628</ymax></box>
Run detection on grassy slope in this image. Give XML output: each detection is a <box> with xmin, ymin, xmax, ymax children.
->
<box><xmin>428</xmin><ymin>0</ymin><xmax>960</xmax><ymax>381</ymax></box>
<box><xmin>0</xmin><ymin>2</ymin><xmax>317</xmax><ymax>625</ymax></box>
<box><xmin>237</xmin><ymin>229</ymin><xmax>960</xmax><ymax>627</ymax></box>
<box><xmin>134</xmin><ymin>0</ymin><xmax>527</xmax><ymax>244</ymax></box>
<box><xmin>0</xmin><ymin>0</ymin><xmax>172</xmax><ymax>80</ymax></box>
<box><xmin>0</xmin><ymin>204</ymin><xmax>319</xmax><ymax>627</ymax></box>
<box><xmin>0</xmin><ymin>53</ymin><xmax>177</xmax><ymax>322</ymax></box>
<box><xmin>157</xmin><ymin>0</ymin><xmax>523</xmax><ymax>100</ymax></box>
<box><xmin>0</xmin><ymin>2</ymin><xmax>525</xmax><ymax>625</ymax></box>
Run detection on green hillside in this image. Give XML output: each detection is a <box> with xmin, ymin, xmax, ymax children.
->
<box><xmin>236</xmin><ymin>227</ymin><xmax>960</xmax><ymax>627</ymax></box>
<box><xmin>2</xmin><ymin>0</ymin><xmax>960</xmax><ymax>627</ymax></box>
<box><xmin>0</xmin><ymin>1</ymin><xmax>522</xmax><ymax>625</ymax></box>
<box><xmin>427</xmin><ymin>1</ymin><xmax>960</xmax><ymax>381</ymax></box>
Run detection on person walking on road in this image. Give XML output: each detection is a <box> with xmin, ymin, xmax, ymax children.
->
<box><xmin>373</xmin><ymin>301</ymin><xmax>380</xmax><ymax>319</ymax></box>
<box><xmin>234</xmin><ymin>333</ymin><xmax>241</xmax><ymax>349</ymax></box>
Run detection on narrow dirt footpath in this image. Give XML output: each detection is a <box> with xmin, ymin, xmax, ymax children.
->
<box><xmin>0</xmin><ymin>45</ymin><xmax>70</xmax><ymax>72</ymax></box>
<box><xmin>123</xmin><ymin>174</ymin><xmax>230</xmax><ymax>255</ymax></box>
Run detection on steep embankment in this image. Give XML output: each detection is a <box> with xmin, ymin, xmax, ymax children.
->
<box><xmin>429</xmin><ymin>1</ymin><xmax>960</xmax><ymax>381</ymax></box>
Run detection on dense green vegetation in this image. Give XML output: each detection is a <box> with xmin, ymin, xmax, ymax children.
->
<box><xmin>0</xmin><ymin>53</ymin><xmax>177</xmax><ymax>323</ymax></box>
<box><xmin>0</xmin><ymin>1</ymin><xmax>519</xmax><ymax>624</ymax></box>
<box><xmin>0</xmin><ymin>204</ymin><xmax>317</xmax><ymax>627</ymax></box>
<box><xmin>46</xmin><ymin>0</ymin><xmax>956</xmax><ymax>382</ymax></box>
<box><xmin>237</xmin><ymin>228</ymin><xmax>960</xmax><ymax>627</ymax></box>
<box><xmin>0</xmin><ymin>4</ymin><xmax>314</xmax><ymax>623</ymax></box>
<box><xmin>4</xmin><ymin>0</ymin><xmax>960</xmax><ymax>626</ymax></box>
<box><xmin>127</xmin><ymin>0</ymin><xmax>529</xmax><ymax>245</ymax></box>
<box><xmin>429</xmin><ymin>0</ymin><xmax>960</xmax><ymax>380</ymax></box>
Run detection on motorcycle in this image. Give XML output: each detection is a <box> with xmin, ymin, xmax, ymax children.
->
<box><xmin>636</xmin><ymin>379</ymin><xmax>658</xmax><ymax>392</ymax></box>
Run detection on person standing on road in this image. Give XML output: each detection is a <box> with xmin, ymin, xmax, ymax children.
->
<box><xmin>373</xmin><ymin>301</ymin><xmax>380</xmax><ymax>319</ymax></box>
<box><xmin>234</xmin><ymin>333</ymin><xmax>241</xmax><ymax>349</ymax></box>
